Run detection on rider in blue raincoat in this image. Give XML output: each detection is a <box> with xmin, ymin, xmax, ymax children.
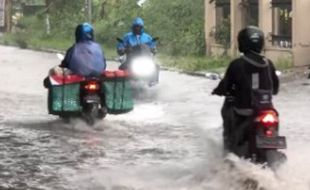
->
<box><xmin>61</xmin><ymin>23</ymin><xmax>106</xmax><ymax>76</ymax></box>
<box><xmin>117</xmin><ymin>17</ymin><xmax>156</xmax><ymax>55</ymax></box>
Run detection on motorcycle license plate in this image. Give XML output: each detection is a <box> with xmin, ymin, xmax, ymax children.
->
<box><xmin>84</xmin><ymin>95</ymin><xmax>100</xmax><ymax>103</ymax></box>
<box><xmin>256</xmin><ymin>136</ymin><xmax>286</xmax><ymax>149</ymax></box>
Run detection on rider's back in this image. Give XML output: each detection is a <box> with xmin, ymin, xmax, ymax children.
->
<box><xmin>225</xmin><ymin>53</ymin><xmax>279</xmax><ymax>109</ymax></box>
<box><xmin>68</xmin><ymin>41</ymin><xmax>106</xmax><ymax>77</ymax></box>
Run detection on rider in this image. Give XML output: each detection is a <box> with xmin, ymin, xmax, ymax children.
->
<box><xmin>117</xmin><ymin>17</ymin><xmax>158</xmax><ymax>85</ymax></box>
<box><xmin>212</xmin><ymin>26</ymin><xmax>279</xmax><ymax>154</ymax></box>
<box><xmin>60</xmin><ymin>22</ymin><xmax>106</xmax><ymax>76</ymax></box>
<box><xmin>116</xmin><ymin>17</ymin><xmax>157</xmax><ymax>56</ymax></box>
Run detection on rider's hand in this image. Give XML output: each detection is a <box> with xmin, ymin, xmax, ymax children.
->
<box><xmin>117</xmin><ymin>48</ymin><xmax>125</xmax><ymax>55</ymax></box>
<box><xmin>212</xmin><ymin>88</ymin><xmax>222</xmax><ymax>96</ymax></box>
<box><xmin>124</xmin><ymin>47</ymin><xmax>132</xmax><ymax>54</ymax></box>
<box><xmin>151</xmin><ymin>48</ymin><xmax>157</xmax><ymax>55</ymax></box>
<box><xmin>211</xmin><ymin>89</ymin><xmax>217</xmax><ymax>95</ymax></box>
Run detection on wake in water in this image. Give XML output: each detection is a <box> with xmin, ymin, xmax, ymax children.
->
<box><xmin>66</xmin><ymin>134</ymin><xmax>310</xmax><ymax>190</ymax></box>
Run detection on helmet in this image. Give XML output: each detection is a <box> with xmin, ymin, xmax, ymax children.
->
<box><xmin>132</xmin><ymin>17</ymin><xmax>144</xmax><ymax>27</ymax></box>
<box><xmin>237</xmin><ymin>26</ymin><xmax>264</xmax><ymax>54</ymax></box>
<box><xmin>75</xmin><ymin>22</ymin><xmax>94</xmax><ymax>42</ymax></box>
<box><xmin>132</xmin><ymin>17</ymin><xmax>144</xmax><ymax>35</ymax></box>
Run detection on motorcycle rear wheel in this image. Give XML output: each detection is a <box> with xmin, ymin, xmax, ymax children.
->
<box><xmin>84</xmin><ymin>103</ymin><xmax>99</xmax><ymax>126</ymax></box>
<box><xmin>264</xmin><ymin>150</ymin><xmax>287</xmax><ymax>170</ymax></box>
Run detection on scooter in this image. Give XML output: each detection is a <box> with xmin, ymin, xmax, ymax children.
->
<box><xmin>116</xmin><ymin>38</ymin><xmax>159</xmax><ymax>87</ymax></box>
<box><xmin>227</xmin><ymin>108</ymin><xmax>287</xmax><ymax>169</ymax></box>
<box><xmin>45</xmin><ymin>66</ymin><xmax>106</xmax><ymax>126</ymax></box>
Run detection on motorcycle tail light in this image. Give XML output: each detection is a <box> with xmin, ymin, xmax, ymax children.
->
<box><xmin>257</xmin><ymin>110</ymin><xmax>278</xmax><ymax>126</ymax></box>
<box><xmin>84</xmin><ymin>82</ymin><xmax>100</xmax><ymax>91</ymax></box>
<box><xmin>265</xmin><ymin>129</ymin><xmax>273</xmax><ymax>137</ymax></box>
<box><xmin>262</xmin><ymin>113</ymin><xmax>276</xmax><ymax>124</ymax></box>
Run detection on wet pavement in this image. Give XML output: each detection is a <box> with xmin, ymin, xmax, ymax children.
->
<box><xmin>0</xmin><ymin>45</ymin><xmax>310</xmax><ymax>190</ymax></box>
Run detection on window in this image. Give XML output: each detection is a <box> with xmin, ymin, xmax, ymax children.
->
<box><xmin>244</xmin><ymin>0</ymin><xmax>258</xmax><ymax>26</ymax></box>
<box><xmin>215</xmin><ymin>0</ymin><xmax>230</xmax><ymax>24</ymax></box>
<box><xmin>215</xmin><ymin>0</ymin><xmax>230</xmax><ymax>46</ymax></box>
<box><xmin>272</xmin><ymin>0</ymin><xmax>292</xmax><ymax>48</ymax></box>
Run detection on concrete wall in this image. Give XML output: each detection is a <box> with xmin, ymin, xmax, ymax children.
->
<box><xmin>205</xmin><ymin>0</ymin><xmax>310</xmax><ymax>66</ymax></box>
<box><xmin>204</xmin><ymin>0</ymin><xmax>216</xmax><ymax>55</ymax></box>
<box><xmin>230</xmin><ymin>0</ymin><xmax>244</xmax><ymax>56</ymax></box>
<box><xmin>265</xmin><ymin>47</ymin><xmax>292</xmax><ymax>64</ymax></box>
<box><xmin>259</xmin><ymin>0</ymin><xmax>273</xmax><ymax>48</ymax></box>
<box><xmin>292</xmin><ymin>0</ymin><xmax>310</xmax><ymax>66</ymax></box>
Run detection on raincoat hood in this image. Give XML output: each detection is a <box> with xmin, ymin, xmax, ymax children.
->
<box><xmin>75</xmin><ymin>23</ymin><xmax>94</xmax><ymax>42</ymax></box>
<box><xmin>132</xmin><ymin>17</ymin><xmax>144</xmax><ymax>27</ymax></box>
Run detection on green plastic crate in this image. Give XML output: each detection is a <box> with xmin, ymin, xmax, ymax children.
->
<box><xmin>102</xmin><ymin>78</ymin><xmax>134</xmax><ymax>114</ymax></box>
<box><xmin>48</xmin><ymin>83</ymin><xmax>82</xmax><ymax>114</ymax></box>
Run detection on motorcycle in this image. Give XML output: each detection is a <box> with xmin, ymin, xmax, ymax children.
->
<box><xmin>227</xmin><ymin>107</ymin><xmax>287</xmax><ymax>169</ymax></box>
<box><xmin>79</xmin><ymin>77</ymin><xmax>106</xmax><ymax>125</ymax></box>
<box><xmin>44</xmin><ymin>53</ymin><xmax>134</xmax><ymax>126</ymax></box>
<box><xmin>45</xmin><ymin>67</ymin><xmax>106</xmax><ymax>126</ymax></box>
<box><xmin>116</xmin><ymin>38</ymin><xmax>159</xmax><ymax>87</ymax></box>
<box><xmin>251</xmin><ymin>109</ymin><xmax>287</xmax><ymax>168</ymax></box>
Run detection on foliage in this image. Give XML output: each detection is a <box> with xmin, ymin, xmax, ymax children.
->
<box><xmin>7</xmin><ymin>0</ymin><xmax>210</xmax><ymax>70</ymax></box>
<box><xmin>12</xmin><ymin>0</ymin><xmax>205</xmax><ymax>56</ymax></box>
<box><xmin>141</xmin><ymin>0</ymin><xmax>205</xmax><ymax>56</ymax></box>
<box><xmin>275</xmin><ymin>56</ymin><xmax>293</xmax><ymax>70</ymax></box>
<box><xmin>160</xmin><ymin>54</ymin><xmax>231</xmax><ymax>72</ymax></box>
<box><xmin>93</xmin><ymin>0</ymin><xmax>141</xmax><ymax>46</ymax></box>
<box><xmin>47</xmin><ymin>0</ymin><xmax>86</xmax><ymax>38</ymax></box>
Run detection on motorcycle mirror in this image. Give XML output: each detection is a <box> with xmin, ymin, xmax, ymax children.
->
<box><xmin>117</xmin><ymin>37</ymin><xmax>124</xmax><ymax>43</ymax></box>
<box><xmin>56</xmin><ymin>53</ymin><xmax>65</xmax><ymax>60</ymax></box>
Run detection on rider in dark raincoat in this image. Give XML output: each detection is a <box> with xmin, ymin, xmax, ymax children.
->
<box><xmin>61</xmin><ymin>23</ymin><xmax>106</xmax><ymax>76</ymax></box>
<box><xmin>212</xmin><ymin>26</ymin><xmax>279</xmax><ymax>155</ymax></box>
<box><xmin>116</xmin><ymin>17</ymin><xmax>156</xmax><ymax>56</ymax></box>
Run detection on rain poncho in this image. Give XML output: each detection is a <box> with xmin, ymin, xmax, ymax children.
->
<box><xmin>117</xmin><ymin>17</ymin><xmax>156</xmax><ymax>51</ymax></box>
<box><xmin>61</xmin><ymin>23</ymin><xmax>106</xmax><ymax>76</ymax></box>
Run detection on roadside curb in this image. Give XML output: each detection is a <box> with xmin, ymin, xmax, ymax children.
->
<box><xmin>160</xmin><ymin>66</ymin><xmax>222</xmax><ymax>80</ymax></box>
<box><xmin>31</xmin><ymin>47</ymin><xmax>115</xmax><ymax>62</ymax></box>
<box><xmin>278</xmin><ymin>66</ymin><xmax>309</xmax><ymax>82</ymax></box>
<box><xmin>1</xmin><ymin>43</ymin><xmax>308</xmax><ymax>82</ymax></box>
<box><xmin>0</xmin><ymin>43</ymin><xmax>115</xmax><ymax>61</ymax></box>
<box><xmin>160</xmin><ymin>65</ymin><xmax>310</xmax><ymax>82</ymax></box>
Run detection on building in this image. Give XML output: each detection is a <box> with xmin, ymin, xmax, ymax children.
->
<box><xmin>205</xmin><ymin>0</ymin><xmax>310</xmax><ymax>66</ymax></box>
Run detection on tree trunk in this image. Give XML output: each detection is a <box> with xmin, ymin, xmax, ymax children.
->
<box><xmin>85</xmin><ymin>0</ymin><xmax>92</xmax><ymax>23</ymax></box>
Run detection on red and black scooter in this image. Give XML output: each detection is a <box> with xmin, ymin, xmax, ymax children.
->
<box><xmin>79</xmin><ymin>78</ymin><xmax>106</xmax><ymax>125</ymax></box>
<box><xmin>248</xmin><ymin>108</ymin><xmax>287</xmax><ymax>168</ymax></box>
<box><xmin>45</xmin><ymin>72</ymin><xmax>106</xmax><ymax>126</ymax></box>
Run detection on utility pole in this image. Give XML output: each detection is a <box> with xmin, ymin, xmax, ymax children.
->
<box><xmin>4</xmin><ymin>0</ymin><xmax>12</xmax><ymax>33</ymax></box>
<box><xmin>85</xmin><ymin>0</ymin><xmax>92</xmax><ymax>23</ymax></box>
<box><xmin>45</xmin><ymin>0</ymin><xmax>52</xmax><ymax>34</ymax></box>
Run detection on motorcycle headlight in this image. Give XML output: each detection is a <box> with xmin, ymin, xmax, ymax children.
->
<box><xmin>131</xmin><ymin>57</ymin><xmax>156</xmax><ymax>77</ymax></box>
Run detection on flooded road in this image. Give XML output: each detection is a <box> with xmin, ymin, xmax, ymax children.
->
<box><xmin>0</xmin><ymin>45</ymin><xmax>309</xmax><ymax>190</ymax></box>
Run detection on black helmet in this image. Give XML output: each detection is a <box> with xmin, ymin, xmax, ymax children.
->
<box><xmin>238</xmin><ymin>26</ymin><xmax>264</xmax><ymax>54</ymax></box>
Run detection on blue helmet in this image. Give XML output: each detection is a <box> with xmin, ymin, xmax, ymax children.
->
<box><xmin>132</xmin><ymin>17</ymin><xmax>144</xmax><ymax>27</ymax></box>
<box><xmin>75</xmin><ymin>22</ymin><xmax>94</xmax><ymax>42</ymax></box>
